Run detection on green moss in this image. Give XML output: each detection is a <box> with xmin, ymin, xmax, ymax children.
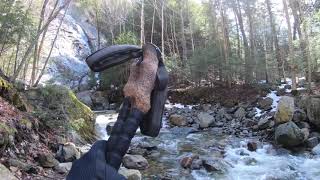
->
<box><xmin>0</xmin><ymin>122</ymin><xmax>17</xmax><ymax>135</ymax></box>
<box><xmin>0</xmin><ymin>122</ymin><xmax>16</xmax><ymax>150</ymax></box>
<box><xmin>0</xmin><ymin>77</ymin><xmax>27</xmax><ymax>111</ymax></box>
<box><xmin>28</xmin><ymin>85</ymin><xmax>96</xmax><ymax>143</ymax></box>
<box><xmin>19</xmin><ymin>118</ymin><xmax>32</xmax><ymax>130</ymax></box>
<box><xmin>0</xmin><ymin>77</ymin><xmax>12</xmax><ymax>91</ymax></box>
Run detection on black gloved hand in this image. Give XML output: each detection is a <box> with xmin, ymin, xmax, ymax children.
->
<box><xmin>66</xmin><ymin>140</ymin><xmax>126</xmax><ymax>180</ymax></box>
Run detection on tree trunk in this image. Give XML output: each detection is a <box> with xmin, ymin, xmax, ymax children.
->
<box><xmin>34</xmin><ymin>2</ymin><xmax>69</xmax><ymax>87</ymax></box>
<box><xmin>151</xmin><ymin>0</ymin><xmax>156</xmax><ymax>44</ymax></box>
<box><xmin>161</xmin><ymin>0</ymin><xmax>165</xmax><ymax>59</ymax></box>
<box><xmin>290</xmin><ymin>0</ymin><xmax>312</xmax><ymax>92</ymax></box>
<box><xmin>220</xmin><ymin>4</ymin><xmax>231</xmax><ymax>88</ymax></box>
<box><xmin>11</xmin><ymin>0</ymin><xmax>71</xmax><ymax>82</ymax></box>
<box><xmin>233</xmin><ymin>0</ymin><xmax>252</xmax><ymax>83</ymax></box>
<box><xmin>266</xmin><ymin>0</ymin><xmax>284</xmax><ymax>81</ymax></box>
<box><xmin>179</xmin><ymin>0</ymin><xmax>188</xmax><ymax>64</ymax></box>
<box><xmin>140</xmin><ymin>0</ymin><xmax>145</xmax><ymax>46</ymax></box>
<box><xmin>283</xmin><ymin>0</ymin><xmax>297</xmax><ymax>90</ymax></box>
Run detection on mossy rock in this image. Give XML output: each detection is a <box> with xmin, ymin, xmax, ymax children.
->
<box><xmin>26</xmin><ymin>85</ymin><xmax>96</xmax><ymax>143</ymax></box>
<box><xmin>19</xmin><ymin>118</ymin><xmax>33</xmax><ymax>131</ymax></box>
<box><xmin>0</xmin><ymin>122</ymin><xmax>17</xmax><ymax>151</ymax></box>
<box><xmin>0</xmin><ymin>77</ymin><xmax>28</xmax><ymax>111</ymax></box>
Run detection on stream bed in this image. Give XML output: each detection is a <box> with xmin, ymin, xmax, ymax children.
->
<box><xmin>95</xmin><ymin>109</ymin><xmax>320</xmax><ymax>180</ymax></box>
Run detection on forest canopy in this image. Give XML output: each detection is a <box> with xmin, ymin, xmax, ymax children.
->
<box><xmin>0</xmin><ymin>0</ymin><xmax>319</xmax><ymax>91</ymax></box>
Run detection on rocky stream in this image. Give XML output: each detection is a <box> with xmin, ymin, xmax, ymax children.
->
<box><xmin>94</xmin><ymin>80</ymin><xmax>320</xmax><ymax>180</ymax></box>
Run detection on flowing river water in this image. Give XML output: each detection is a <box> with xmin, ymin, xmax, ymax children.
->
<box><xmin>94</xmin><ymin>108</ymin><xmax>320</xmax><ymax>180</ymax></box>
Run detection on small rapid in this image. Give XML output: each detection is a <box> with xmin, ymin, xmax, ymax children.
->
<box><xmin>94</xmin><ymin>108</ymin><xmax>320</xmax><ymax>180</ymax></box>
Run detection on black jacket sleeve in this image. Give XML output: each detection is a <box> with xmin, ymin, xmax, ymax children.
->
<box><xmin>66</xmin><ymin>140</ymin><xmax>126</xmax><ymax>180</ymax></box>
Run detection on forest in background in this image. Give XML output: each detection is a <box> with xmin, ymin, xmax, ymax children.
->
<box><xmin>0</xmin><ymin>0</ymin><xmax>320</xmax><ymax>91</ymax></box>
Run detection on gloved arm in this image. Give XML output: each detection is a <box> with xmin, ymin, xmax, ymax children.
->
<box><xmin>66</xmin><ymin>140</ymin><xmax>126</xmax><ymax>180</ymax></box>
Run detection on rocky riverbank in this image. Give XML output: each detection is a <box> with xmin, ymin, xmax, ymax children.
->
<box><xmin>98</xmin><ymin>80</ymin><xmax>320</xmax><ymax>179</ymax></box>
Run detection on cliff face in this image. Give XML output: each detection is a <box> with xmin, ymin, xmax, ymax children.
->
<box><xmin>39</xmin><ymin>2</ymin><xmax>102</xmax><ymax>91</ymax></box>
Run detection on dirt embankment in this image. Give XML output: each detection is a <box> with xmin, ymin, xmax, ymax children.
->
<box><xmin>168</xmin><ymin>84</ymin><xmax>269</xmax><ymax>107</ymax></box>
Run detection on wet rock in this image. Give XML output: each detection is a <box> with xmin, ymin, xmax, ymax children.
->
<box><xmin>247</xmin><ymin>141</ymin><xmax>258</xmax><ymax>152</ymax></box>
<box><xmin>276</xmin><ymin>88</ymin><xmax>286</xmax><ymax>96</ymax></box>
<box><xmin>8</xmin><ymin>159</ymin><xmax>36</xmax><ymax>173</ymax></box>
<box><xmin>306</xmin><ymin>96</ymin><xmax>320</xmax><ymax>128</ymax></box>
<box><xmin>180</xmin><ymin>155</ymin><xmax>199</xmax><ymax>169</ymax></box>
<box><xmin>215</xmin><ymin>122</ymin><xmax>224</xmax><ymax>127</ymax></box>
<box><xmin>293</xmin><ymin>109</ymin><xmax>307</xmax><ymax>122</ymax></box>
<box><xmin>301</xmin><ymin>128</ymin><xmax>310</xmax><ymax>141</ymax></box>
<box><xmin>274</xmin><ymin>96</ymin><xmax>295</xmax><ymax>124</ymax></box>
<box><xmin>234</xmin><ymin>107</ymin><xmax>246</xmax><ymax>119</ymax></box>
<box><xmin>122</xmin><ymin>155</ymin><xmax>148</xmax><ymax>170</ymax></box>
<box><xmin>191</xmin><ymin>159</ymin><xmax>203</xmax><ymax>170</ymax></box>
<box><xmin>217</xmin><ymin>108</ymin><xmax>227</xmax><ymax>119</ymax></box>
<box><xmin>91</xmin><ymin>91</ymin><xmax>109</xmax><ymax>110</ymax></box>
<box><xmin>38</xmin><ymin>153</ymin><xmax>59</xmax><ymax>168</ymax></box>
<box><xmin>169</xmin><ymin>114</ymin><xmax>187</xmax><ymax>127</ymax></box>
<box><xmin>201</xmin><ymin>104</ymin><xmax>212</xmax><ymax>111</ymax></box>
<box><xmin>118</xmin><ymin>167</ymin><xmax>142</xmax><ymax>180</ymax></box>
<box><xmin>137</xmin><ymin>141</ymin><xmax>158</xmax><ymax>151</ymax></box>
<box><xmin>306</xmin><ymin>137</ymin><xmax>319</xmax><ymax>148</ymax></box>
<box><xmin>197</xmin><ymin>112</ymin><xmax>215</xmax><ymax>128</ymax></box>
<box><xmin>258</xmin><ymin>97</ymin><xmax>273</xmax><ymax>110</ymax></box>
<box><xmin>170</xmin><ymin>127</ymin><xmax>198</xmax><ymax>136</ymax></box>
<box><xmin>106</xmin><ymin>122</ymin><xmax>115</xmax><ymax>135</ymax></box>
<box><xmin>276</xmin><ymin>148</ymin><xmax>291</xmax><ymax>155</ymax></box>
<box><xmin>0</xmin><ymin>163</ymin><xmax>17</xmax><ymax>180</ymax></box>
<box><xmin>284</xmin><ymin>85</ymin><xmax>292</xmax><ymax>89</ymax></box>
<box><xmin>275</xmin><ymin>121</ymin><xmax>305</xmax><ymax>147</ymax></box>
<box><xmin>312</xmin><ymin>144</ymin><xmax>320</xmax><ymax>155</ymax></box>
<box><xmin>128</xmin><ymin>147</ymin><xmax>147</xmax><ymax>156</ymax></box>
<box><xmin>56</xmin><ymin>143</ymin><xmax>80</xmax><ymax>163</ymax></box>
<box><xmin>296</xmin><ymin>122</ymin><xmax>310</xmax><ymax>129</ymax></box>
<box><xmin>241</xmin><ymin>157</ymin><xmax>257</xmax><ymax>165</ymax></box>
<box><xmin>76</xmin><ymin>91</ymin><xmax>93</xmax><ymax>107</ymax></box>
<box><xmin>246</xmin><ymin>110</ymin><xmax>256</xmax><ymax>118</ymax></box>
<box><xmin>310</xmin><ymin>132</ymin><xmax>320</xmax><ymax>139</ymax></box>
<box><xmin>202</xmin><ymin>158</ymin><xmax>230</xmax><ymax>173</ymax></box>
<box><xmin>54</xmin><ymin>162</ymin><xmax>72</xmax><ymax>174</ymax></box>
<box><xmin>258</xmin><ymin>117</ymin><xmax>271</xmax><ymax>130</ymax></box>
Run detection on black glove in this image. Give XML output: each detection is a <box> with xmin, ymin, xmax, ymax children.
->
<box><xmin>66</xmin><ymin>140</ymin><xmax>126</xmax><ymax>180</ymax></box>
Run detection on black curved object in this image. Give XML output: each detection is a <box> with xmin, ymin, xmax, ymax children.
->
<box><xmin>86</xmin><ymin>45</ymin><xmax>142</xmax><ymax>72</ymax></box>
<box><xmin>140</xmin><ymin>51</ymin><xmax>169</xmax><ymax>137</ymax></box>
<box><xmin>85</xmin><ymin>44</ymin><xmax>168</xmax><ymax>169</ymax></box>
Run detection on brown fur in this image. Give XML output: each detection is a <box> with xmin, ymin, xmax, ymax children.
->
<box><xmin>123</xmin><ymin>44</ymin><xmax>159</xmax><ymax>113</ymax></box>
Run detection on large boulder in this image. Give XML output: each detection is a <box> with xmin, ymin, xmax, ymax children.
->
<box><xmin>55</xmin><ymin>143</ymin><xmax>80</xmax><ymax>162</ymax></box>
<box><xmin>91</xmin><ymin>91</ymin><xmax>109</xmax><ymax>110</ymax></box>
<box><xmin>0</xmin><ymin>164</ymin><xmax>17</xmax><ymax>180</ymax></box>
<box><xmin>274</xmin><ymin>96</ymin><xmax>295</xmax><ymax>124</ymax></box>
<box><xmin>306</xmin><ymin>96</ymin><xmax>320</xmax><ymax>128</ymax></box>
<box><xmin>312</xmin><ymin>144</ymin><xmax>320</xmax><ymax>155</ymax></box>
<box><xmin>122</xmin><ymin>155</ymin><xmax>149</xmax><ymax>170</ymax></box>
<box><xmin>257</xmin><ymin>97</ymin><xmax>273</xmax><ymax>110</ymax></box>
<box><xmin>76</xmin><ymin>91</ymin><xmax>93</xmax><ymax>108</ymax></box>
<box><xmin>169</xmin><ymin>114</ymin><xmax>187</xmax><ymax>127</ymax></box>
<box><xmin>118</xmin><ymin>167</ymin><xmax>142</xmax><ymax>180</ymax></box>
<box><xmin>54</xmin><ymin>162</ymin><xmax>73</xmax><ymax>174</ymax></box>
<box><xmin>197</xmin><ymin>112</ymin><xmax>215</xmax><ymax>128</ymax></box>
<box><xmin>275</xmin><ymin>121</ymin><xmax>305</xmax><ymax>147</ymax></box>
<box><xmin>38</xmin><ymin>153</ymin><xmax>59</xmax><ymax>168</ymax></box>
<box><xmin>234</xmin><ymin>107</ymin><xmax>246</xmax><ymax>119</ymax></box>
<box><xmin>25</xmin><ymin>85</ymin><xmax>96</xmax><ymax>143</ymax></box>
<box><xmin>292</xmin><ymin>109</ymin><xmax>307</xmax><ymax>122</ymax></box>
<box><xmin>202</xmin><ymin>158</ymin><xmax>230</xmax><ymax>173</ymax></box>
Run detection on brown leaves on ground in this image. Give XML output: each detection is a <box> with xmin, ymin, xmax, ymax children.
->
<box><xmin>168</xmin><ymin>84</ymin><xmax>264</xmax><ymax>107</ymax></box>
